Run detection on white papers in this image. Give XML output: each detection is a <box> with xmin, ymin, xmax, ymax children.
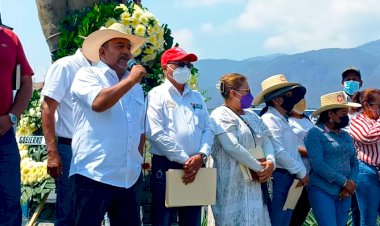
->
<box><xmin>283</xmin><ymin>179</ymin><xmax>303</xmax><ymax>210</ymax></box>
<box><xmin>13</xmin><ymin>64</ymin><xmax>20</xmax><ymax>90</ymax></box>
<box><xmin>165</xmin><ymin>168</ymin><xmax>217</xmax><ymax>207</ymax></box>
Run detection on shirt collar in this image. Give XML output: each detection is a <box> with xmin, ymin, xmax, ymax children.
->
<box><xmin>75</xmin><ymin>49</ymin><xmax>91</xmax><ymax>67</ymax></box>
<box><xmin>96</xmin><ymin>60</ymin><xmax>129</xmax><ymax>80</ymax></box>
<box><xmin>268</xmin><ymin>106</ymin><xmax>288</xmax><ymax>121</ymax></box>
<box><xmin>163</xmin><ymin>79</ymin><xmax>191</xmax><ymax>96</ymax></box>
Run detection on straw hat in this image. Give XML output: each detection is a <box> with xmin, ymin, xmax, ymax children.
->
<box><xmin>82</xmin><ymin>23</ymin><xmax>145</xmax><ymax>62</ymax></box>
<box><xmin>311</xmin><ymin>91</ymin><xmax>361</xmax><ymax>117</ymax></box>
<box><xmin>253</xmin><ymin>74</ymin><xmax>303</xmax><ymax>106</ymax></box>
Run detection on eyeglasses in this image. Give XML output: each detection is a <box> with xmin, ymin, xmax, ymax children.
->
<box><xmin>168</xmin><ymin>61</ymin><xmax>193</xmax><ymax>69</ymax></box>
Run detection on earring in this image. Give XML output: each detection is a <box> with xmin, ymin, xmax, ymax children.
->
<box><xmin>329</xmin><ymin>118</ymin><xmax>334</xmax><ymax>124</ymax></box>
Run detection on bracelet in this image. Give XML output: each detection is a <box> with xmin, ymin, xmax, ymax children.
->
<box><xmin>343</xmin><ymin>180</ymin><xmax>348</xmax><ymax>187</ymax></box>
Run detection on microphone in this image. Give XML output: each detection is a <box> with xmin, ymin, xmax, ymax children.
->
<box><xmin>127</xmin><ymin>58</ymin><xmax>146</xmax><ymax>83</ymax></box>
<box><xmin>127</xmin><ymin>58</ymin><xmax>138</xmax><ymax>70</ymax></box>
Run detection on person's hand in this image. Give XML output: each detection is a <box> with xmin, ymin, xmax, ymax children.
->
<box><xmin>0</xmin><ymin>115</ymin><xmax>13</xmax><ymax>136</ymax></box>
<box><xmin>47</xmin><ymin>147</ymin><xmax>62</xmax><ymax>179</ymax></box>
<box><xmin>128</xmin><ymin>65</ymin><xmax>147</xmax><ymax>84</ymax></box>
<box><xmin>297</xmin><ymin>174</ymin><xmax>309</xmax><ymax>187</ymax></box>
<box><xmin>339</xmin><ymin>188</ymin><xmax>353</xmax><ymax>199</ymax></box>
<box><xmin>344</xmin><ymin>179</ymin><xmax>356</xmax><ymax>194</ymax></box>
<box><xmin>258</xmin><ymin>160</ymin><xmax>274</xmax><ymax>183</ymax></box>
<box><xmin>182</xmin><ymin>155</ymin><xmax>203</xmax><ymax>184</ymax></box>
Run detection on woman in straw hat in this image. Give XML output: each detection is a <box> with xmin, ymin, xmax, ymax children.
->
<box><xmin>349</xmin><ymin>88</ymin><xmax>380</xmax><ymax>226</ymax></box>
<box><xmin>208</xmin><ymin>73</ymin><xmax>274</xmax><ymax>226</ymax></box>
<box><xmin>288</xmin><ymin>99</ymin><xmax>314</xmax><ymax>226</ymax></box>
<box><xmin>254</xmin><ymin>74</ymin><xmax>308</xmax><ymax>226</ymax></box>
<box><xmin>304</xmin><ymin>91</ymin><xmax>360</xmax><ymax>226</ymax></box>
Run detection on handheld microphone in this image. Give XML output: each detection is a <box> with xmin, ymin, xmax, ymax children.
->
<box><xmin>127</xmin><ymin>58</ymin><xmax>138</xmax><ymax>70</ymax></box>
<box><xmin>127</xmin><ymin>58</ymin><xmax>146</xmax><ymax>84</ymax></box>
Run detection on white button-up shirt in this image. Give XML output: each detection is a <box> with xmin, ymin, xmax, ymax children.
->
<box><xmin>146</xmin><ymin>79</ymin><xmax>214</xmax><ymax>164</ymax></box>
<box><xmin>41</xmin><ymin>49</ymin><xmax>90</xmax><ymax>138</ymax></box>
<box><xmin>261</xmin><ymin>106</ymin><xmax>306</xmax><ymax>178</ymax></box>
<box><xmin>70</xmin><ymin>61</ymin><xmax>144</xmax><ymax>188</ymax></box>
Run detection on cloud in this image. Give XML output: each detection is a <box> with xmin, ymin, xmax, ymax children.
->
<box><xmin>235</xmin><ymin>0</ymin><xmax>380</xmax><ymax>53</ymax></box>
<box><xmin>172</xmin><ymin>29</ymin><xmax>202</xmax><ymax>54</ymax></box>
<box><xmin>180</xmin><ymin>0</ymin><xmax>229</xmax><ymax>7</ymax></box>
<box><xmin>201</xmin><ymin>23</ymin><xmax>214</xmax><ymax>32</ymax></box>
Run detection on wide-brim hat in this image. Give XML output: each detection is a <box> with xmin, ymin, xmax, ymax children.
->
<box><xmin>253</xmin><ymin>74</ymin><xmax>303</xmax><ymax>106</ymax></box>
<box><xmin>312</xmin><ymin>91</ymin><xmax>361</xmax><ymax>117</ymax></box>
<box><xmin>82</xmin><ymin>23</ymin><xmax>145</xmax><ymax>63</ymax></box>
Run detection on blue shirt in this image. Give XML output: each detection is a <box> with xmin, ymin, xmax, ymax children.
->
<box><xmin>305</xmin><ymin>124</ymin><xmax>359</xmax><ymax>196</ymax></box>
<box><xmin>70</xmin><ymin>61</ymin><xmax>145</xmax><ymax>188</ymax></box>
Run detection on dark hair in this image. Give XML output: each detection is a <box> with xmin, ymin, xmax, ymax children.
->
<box><xmin>341</xmin><ymin>68</ymin><xmax>361</xmax><ymax>83</ymax></box>
<box><xmin>316</xmin><ymin>108</ymin><xmax>338</xmax><ymax>124</ymax></box>
<box><xmin>259</xmin><ymin>101</ymin><xmax>274</xmax><ymax>116</ymax></box>
<box><xmin>218</xmin><ymin>73</ymin><xmax>247</xmax><ymax>99</ymax></box>
<box><xmin>351</xmin><ymin>88</ymin><xmax>380</xmax><ymax>113</ymax></box>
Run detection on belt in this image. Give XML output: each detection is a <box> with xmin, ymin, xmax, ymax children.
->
<box><xmin>57</xmin><ymin>136</ymin><xmax>72</xmax><ymax>145</ymax></box>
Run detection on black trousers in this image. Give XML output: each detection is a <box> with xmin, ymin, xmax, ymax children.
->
<box><xmin>69</xmin><ymin>174</ymin><xmax>141</xmax><ymax>226</ymax></box>
<box><xmin>289</xmin><ymin>188</ymin><xmax>310</xmax><ymax>226</ymax></box>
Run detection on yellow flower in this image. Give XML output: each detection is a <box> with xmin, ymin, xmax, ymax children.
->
<box><xmin>132</xmin><ymin>47</ymin><xmax>142</xmax><ymax>57</ymax></box>
<box><xmin>105</xmin><ymin>18</ymin><xmax>118</xmax><ymax>28</ymax></box>
<box><xmin>135</xmin><ymin>24</ymin><xmax>146</xmax><ymax>37</ymax></box>
<box><xmin>17</xmin><ymin>126</ymin><xmax>32</xmax><ymax>136</ymax></box>
<box><xmin>22</xmin><ymin>168</ymin><xmax>30</xmax><ymax>176</ymax></box>
<box><xmin>148</xmin><ymin>35</ymin><xmax>157</xmax><ymax>45</ymax></box>
<box><xmin>116</xmin><ymin>3</ymin><xmax>127</xmax><ymax>11</ymax></box>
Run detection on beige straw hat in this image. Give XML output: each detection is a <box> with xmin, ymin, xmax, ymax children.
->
<box><xmin>253</xmin><ymin>74</ymin><xmax>302</xmax><ymax>106</ymax></box>
<box><xmin>82</xmin><ymin>23</ymin><xmax>146</xmax><ymax>62</ymax></box>
<box><xmin>312</xmin><ymin>91</ymin><xmax>361</xmax><ymax>117</ymax></box>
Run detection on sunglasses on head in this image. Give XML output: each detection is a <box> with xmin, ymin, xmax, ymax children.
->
<box><xmin>168</xmin><ymin>61</ymin><xmax>193</xmax><ymax>69</ymax></box>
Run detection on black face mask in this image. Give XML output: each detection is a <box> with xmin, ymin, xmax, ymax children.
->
<box><xmin>281</xmin><ymin>96</ymin><xmax>295</xmax><ymax>113</ymax></box>
<box><xmin>334</xmin><ymin>115</ymin><xmax>349</xmax><ymax>129</ymax></box>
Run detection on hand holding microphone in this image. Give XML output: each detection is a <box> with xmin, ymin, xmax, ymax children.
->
<box><xmin>127</xmin><ymin>58</ymin><xmax>147</xmax><ymax>84</ymax></box>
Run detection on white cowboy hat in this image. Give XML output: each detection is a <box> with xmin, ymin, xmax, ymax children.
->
<box><xmin>82</xmin><ymin>23</ymin><xmax>145</xmax><ymax>62</ymax></box>
<box><xmin>312</xmin><ymin>91</ymin><xmax>361</xmax><ymax>117</ymax></box>
<box><xmin>253</xmin><ymin>74</ymin><xmax>304</xmax><ymax>106</ymax></box>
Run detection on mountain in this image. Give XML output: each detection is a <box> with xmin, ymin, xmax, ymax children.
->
<box><xmin>195</xmin><ymin>40</ymin><xmax>380</xmax><ymax>109</ymax></box>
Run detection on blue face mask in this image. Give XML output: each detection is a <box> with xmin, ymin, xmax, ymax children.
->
<box><xmin>344</xmin><ymin>81</ymin><xmax>360</xmax><ymax>96</ymax></box>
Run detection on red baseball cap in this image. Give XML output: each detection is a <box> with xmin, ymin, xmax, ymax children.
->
<box><xmin>161</xmin><ymin>47</ymin><xmax>198</xmax><ymax>65</ymax></box>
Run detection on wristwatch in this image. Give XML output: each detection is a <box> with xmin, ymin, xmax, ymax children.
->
<box><xmin>8</xmin><ymin>113</ymin><xmax>17</xmax><ymax>125</ymax></box>
<box><xmin>199</xmin><ymin>153</ymin><xmax>208</xmax><ymax>164</ymax></box>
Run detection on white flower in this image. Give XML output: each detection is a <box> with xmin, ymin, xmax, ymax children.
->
<box><xmin>29</xmin><ymin>108</ymin><xmax>36</xmax><ymax>117</ymax></box>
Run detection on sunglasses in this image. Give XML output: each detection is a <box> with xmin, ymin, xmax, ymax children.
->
<box><xmin>168</xmin><ymin>61</ymin><xmax>193</xmax><ymax>69</ymax></box>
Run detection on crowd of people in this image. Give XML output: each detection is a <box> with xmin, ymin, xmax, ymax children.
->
<box><xmin>1</xmin><ymin>13</ymin><xmax>380</xmax><ymax>226</ymax></box>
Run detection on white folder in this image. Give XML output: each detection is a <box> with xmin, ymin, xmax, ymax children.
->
<box><xmin>165</xmin><ymin>168</ymin><xmax>217</xmax><ymax>207</ymax></box>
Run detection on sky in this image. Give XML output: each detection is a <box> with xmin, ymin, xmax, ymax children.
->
<box><xmin>2</xmin><ymin>0</ymin><xmax>380</xmax><ymax>82</ymax></box>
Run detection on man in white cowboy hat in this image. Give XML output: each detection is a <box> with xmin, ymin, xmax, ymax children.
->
<box><xmin>254</xmin><ymin>74</ymin><xmax>309</xmax><ymax>226</ymax></box>
<box><xmin>69</xmin><ymin>23</ymin><xmax>146</xmax><ymax>225</ymax></box>
<box><xmin>41</xmin><ymin>47</ymin><xmax>91</xmax><ymax>225</ymax></box>
<box><xmin>305</xmin><ymin>91</ymin><xmax>360</xmax><ymax>226</ymax></box>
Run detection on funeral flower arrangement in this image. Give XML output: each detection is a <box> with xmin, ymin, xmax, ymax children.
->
<box><xmin>104</xmin><ymin>3</ymin><xmax>166</xmax><ymax>65</ymax></box>
<box><xmin>16</xmin><ymin>89</ymin><xmax>43</xmax><ymax>137</ymax></box>
<box><xmin>17</xmin><ymin>89</ymin><xmax>55</xmax><ymax>204</ymax></box>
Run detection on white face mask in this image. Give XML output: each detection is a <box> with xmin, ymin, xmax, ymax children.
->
<box><xmin>168</xmin><ymin>66</ymin><xmax>191</xmax><ymax>84</ymax></box>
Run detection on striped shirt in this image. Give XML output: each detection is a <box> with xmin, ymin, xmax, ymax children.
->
<box><xmin>350</xmin><ymin>113</ymin><xmax>380</xmax><ymax>166</ymax></box>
